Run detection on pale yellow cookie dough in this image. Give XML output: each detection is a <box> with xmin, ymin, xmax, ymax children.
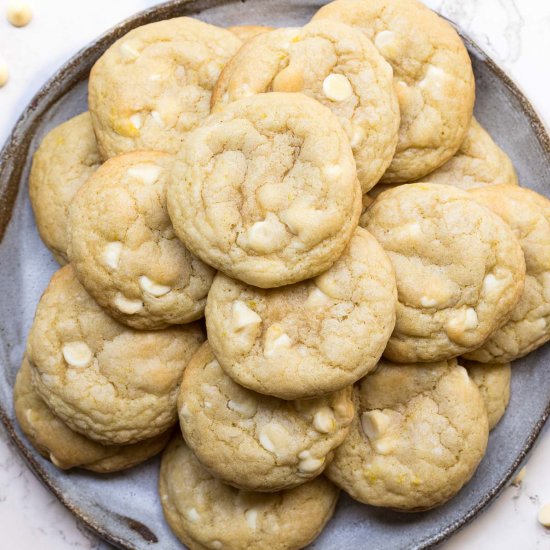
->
<box><xmin>178</xmin><ymin>343</ymin><xmax>355</xmax><ymax>492</ymax></box>
<box><xmin>326</xmin><ymin>359</ymin><xmax>489</xmax><ymax>510</ymax></box>
<box><xmin>159</xmin><ymin>435</ymin><xmax>339</xmax><ymax>550</ymax></box>
<box><xmin>228</xmin><ymin>25</ymin><xmax>274</xmax><ymax>42</ymax></box>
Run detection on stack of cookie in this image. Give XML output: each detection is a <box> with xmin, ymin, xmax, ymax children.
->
<box><xmin>15</xmin><ymin>0</ymin><xmax>550</xmax><ymax>548</ymax></box>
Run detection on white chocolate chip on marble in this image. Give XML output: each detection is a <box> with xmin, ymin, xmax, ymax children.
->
<box><xmin>62</xmin><ymin>342</ymin><xmax>93</xmax><ymax>368</ymax></box>
<box><xmin>313</xmin><ymin>407</ymin><xmax>336</xmax><ymax>434</ymax></box>
<box><xmin>127</xmin><ymin>163</ymin><xmax>162</xmax><ymax>184</ymax></box>
<box><xmin>6</xmin><ymin>1</ymin><xmax>32</xmax><ymax>27</ymax></box>
<box><xmin>361</xmin><ymin>410</ymin><xmax>391</xmax><ymax>441</ymax></box>
<box><xmin>245</xmin><ymin>213</ymin><xmax>288</xmax><ymax>254</ymax></box>
<box><xmin>101</xmin><ymin>242</ymin><xmax>122</xmax><ymax>270</ymax></box>
<box><xmin>139</xmin><ymin>275</ymin><xmax>171</xmax><ymax>297</ymax></box>
<box><xmin>511</xmin><ymin>466</ymin><xmax>526</xmax><ymax>486</ymax></box>
<box><xmin>245</xmin><ymin>508</ymin><xmax>258</xmax><ymax>530</ymax></box>
<box><xmin>227</xmin><ymin>398</ymin><xmax>257</xmax><ymax>418</ymax></box>
<box><xmin>306</xmin><ymin>286</ymin><xmax>331</xmax><ymax>308</ymax></box>
<box><xmin>184</xmin><ymin>508</ymin><xmax>200</xmax><ymax>523</ymax></box>
<box><xmin>114</xmin><ymin>293</ymin><xmax>143</xmax><ymax>314</ymax></box>
<box><xmin>0</xmin><ymin>59</ymin><xmax>8</xmax><ymax>87</ymax></box>
<box><xmin>259</xmin><ymin>422</ymin><xmax>290</xmax><ymax>455</ymax></box>
<box><xmin>538</xmin><ymin>503</ymin><xmax>550</xmax><ymax>527</ymax></box>
<box><xmin>119</xmin><ymin>41</ymin><xmax>140</xmax><ymax>61</ymax></box>
<box><xmin>232</xmin><ymin>301</ymin><xmax>262</xmax><ymax>331</ymax></box>
<box><xmin>264</xmin><ymin>324</ymin><xmax>292</xmax><ymax>358</ymax></box>
<box><xmin>374</xmin><ymin>30</ymin><xmax>399</xmax><ymax>57</ymax></box>
<box><xmin>323</xmin><ymin>73</ymin><xmax>353</xmax><ymax>102</ymax></box>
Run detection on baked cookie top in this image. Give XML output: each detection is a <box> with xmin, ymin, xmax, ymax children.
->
<box><xmin>14</xmin><ymin>357</ymin><xmax>170</xmax><ymax>472</ymax></box>
<box><xmin>326</xmin><ymin>359</ymin><xmax>489</xmax><ymax>510</ymax></box>
<box><xmin>465</xmin><ymin>185</ymin><xmax>550</xmax><ymax>362</ymax></box>
<box><xmin>228</xmin><ymin>25</ymin><xmax>274</xmax><ymax>42</ymax></box>
<box><xmin>26</xmin><ymin>265</ymin><xmax>204</xmax><ymax>445</ymax></box>
<box><xmin>160</xmin><ymin>435</ymin><xmax>339</xmax><ymax>550</ymax></box>
<box><xmin>362</xmin><ymin>183</ymin><xmax>526</xmax><ymax>362</ymax></box>
<box><xmin>88</xmin><ymin>17</ymin><xmax>242</xmax><ymax>158</ymax></box>
<box><xmin>213</xmin><ymin>20</ymin><xmax>399</xmax><ymax>193</ymax></box>
<box><xmin>421</xmin><ymin>118</ymin><xmax>518</xmax><ymax>190</ymax></box>
<box><xmin>178</xmin><ymin>343</ymin><xmax>355</xmax><ymax>492</ymax></box>
<box><xmin>206</xmin><ymin>228</ymin><xmax>397</xmax><ymax>399</ymax></box>
<box><xmin>29</xmin><ymin>112</ymin><xmax>101</xmax><ymax>264</ymax></box>
<box><xmin>68</xmin><ymin>151</ymin><xmax>215</xmax><ymax>330</ymax></box>
<box><xmin>167</xmin><ymin>92</ymin><xmax>361</xmax><ymax>288</ymax></box>
<box><xmin>313</xmin><ymin>0</ymin><xmax>475</xmax><ymax>183</ymax></box>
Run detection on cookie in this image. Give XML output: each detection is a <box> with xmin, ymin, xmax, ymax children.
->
<box><xmin>14</xmin><ymin>357</ymin><xmax>171</xmax><ymax>472</ymax></box>
<box><xmin>26</xmin><ymin>265</ymin><xmax>204</xmax><ymax>445</ymax></box>
<box><xmin>206</xmin><ymin>228</ymin><xmax>397</xmax><ymax>399</ymax></box>
<box><xmin>29</xmin><ymin>112</ymin><xmax>101</xmax><ymax>264</ymax></box>
<box><xmin>68</xmin><ymin>151</ymin><xmax>215</xmax><ymax>330</ymax></box>
<box><xmin>362</xmin><ymin>183</ymin><xmax>526</xmax><ymax>362</ymax></box>
<box><xmin>313</xmin><ymin>0</ymin><xmax>475</xmax><ymax>183</ymax></box>
<box><xmin>228</xmin><ymin>25</ymin><xmax>274</xmax><ymax>42</ymax></box>
<box><xmin>461</xmin><ymin>359</ymin><xmax>511</xmax><ymax>430</ymax></box>
<box><xmin>464</xmin><ymin>185</ymin><xmax>550</xmax><ymax>362</ymax></box>
<box><xmin>159</xmin><ymin>435</ymin><xmax>339</xmax><ymax>550</ymax></box>
<box><xmin>326</xmin><ymin>359</ymin><xmax>489</xmax><ymax>511</ymax></box>
<box><xmin>212</xmin><ymin>20</ymin><xmax>399</xmax><ymax>193</ymax></box>
<box><xmin>178</xmin><ymin>343</ymin><xmax>354</xmax><ymax>492</ymax></box>
<box><xmin>88</xmin><ymin>17</ymin><xmax>242</xmax><ymax>158</ymax></box>
<box><xmin>168</xmin><ymin>92</ymin><xmax>361</xmax><ymax>288</ymax></box>
<box><xmin>421</xmin><ymin>118</ymin><xmax>518</xmax><ymax>190</ymax></box>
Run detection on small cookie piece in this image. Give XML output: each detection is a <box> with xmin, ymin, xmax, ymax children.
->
<box><xmin>213</xmin><ymin>20</ymin><xmax>399</xmax><ymax>193</ymax></box>
<box><xmin>160</xmin><ymin>435</ymin><xmax>339</xmax><ymax>550</ymax></box>
<box><xmin>362</xmin><ymin>183</ymin><xmax>526</xmax><ymax>362</ymax></box>
<box><xmin>68</xmin><ymin>151</ymin><xmax>215</xmax><ymax>330</ymax></box>
<box><xmin>313</xmin><ymin>0</ymin><xmax>475</xmax><ymax>183</ymax></box>
<box><xmin>228</xmin><ymin>25</ymin><xmax>274</xmax><ymax>42</ymax></box>
<box><xmin>14</xmin><ymin>357</ymin><xmax>170</xmax><ymax>472</ymax></box>
<box><xmin>326</xmin><ymin>359</ymin><xmax>489</xmax><ymax>511</ymax></box>
<box><xmin>29</xmin><ymin>112</ymin><xmax>101</xmax><ymax>264</ymax></box>
<box><xmin>420</xmin><ymin>118</ymin><xmax>518</xmax><ymax>190</ymax></box>
<box><xmin>464</xmin><ymin>185</ymin><xmax>550</xmax><ymax>362</ymax></box>
<box><xmin>178</xmin><ymin>343</ymin><xmax>354</xmax><ymax>492</ymax></box>
<box><xmin>88</xmin><ymin>17</ymin><xmax>242</xmax><ymax>158</ymax></box>
<box><xmin>27</xmin><ymin>266</ymin><xmax>204</xmax><ymax>445</ymax></box>
<box><xmin>206</xmin><ymin>228</ymin><xmax>397</xmax><ymax>399</ymax></box>
<box><xmin>168</xmin><ymin>92</ymin><xmax>361</xmax><ymax>288</ymax></box>
<box><xmin>461</xmin><ymin>359</ymin><xmax>511</xmax><ymax>430</ymax></box>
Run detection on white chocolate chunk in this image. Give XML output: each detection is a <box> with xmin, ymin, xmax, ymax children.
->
<box><xmin>482</xmin><ymin>273</ymin><xmax>506</xmax><ymax>295</ymax></box>
<box><xmin>534</xmin><ymin>318</ymin><xmax>547</xmax><ymax>331</ymax></box>
<box><xmin>127</xmin><ymin>163</ymin><xmax>162</xmax><ymax>185</ymax></box>
<box><xmin>150</xmin><ymin>110</ymin><xmax>164</xmax><ymax>127</ymax></box>
<box><xmin>232</xmin><ymin>301</ymin><xmax>262</xmax><ymax>331</ymax></box>
<box><xmin>315</xmin><ymin>271</ymin><xmax>342</xmax><ymax>300</ymax></box>
<box><xmin>211</xmin><ymin>541</ymin><xmax>223</xmax><ymax>550</ymax></box>
<box><xmin>245</xmin><ymin>509</ymin><xmax>258</xmax><ymax>530</ymax></box>
<box><xmin>245</xmin><ymin>213</ymin><xmax>288</xmax><ymax>254</ymax></box>
<box><xmin>258</xmin><ymin>422</ymin><xmax>290</xmax><ymax>455</ymax></box>
<box><xmin>101</xmin><ymin>242</ymin><xmax>122</xmax><ymax>269</ymax></box>
<box><xmin>538</xmin><ymin>503</ymin><xmax>550</xmax><ymax>527</ymax></box>
<box><xmin>114</xmin><ymin>293</ymin><xmax>143</xmax><ymax>314</ymax></box>
<box><xmin>418</xmin><ymin>65</ymin><xmax>450</xmax><ymax>100</ymax></box>
<box><xmin>62</xmin><ymin>342</ymin><xmax>93</xmax><ymax>368</ymax></box>
<box><xmin>349</xmin><ymin>125</ymin><xmax>365</xmax><ymax>149</ymax></box>
<box><xmin>306</xmin><ymin>286</ymin><xmax>331</xmax><ymax>308</ymax></box>
<box><xmin>139</xmin><ymin>275</ymin><xmax>171</xmax><ymax>297</ymax></box>
<box><xmin>447</xmin><ymin>307</ymin><xmax>479</xmax><ymax>334</ymax></box>
<box><xmin>6</xmin><ymin>1</ymin><xmax>32</xmax><ymax>27</ymax></box>
<box><xmin>420</xmin><ymin>295</ymin><xmax>438</xmax><ymax>308</ymax></box>
<box><xmin>129</xmin><ymin>114</ymin><xmax>143</xmax><ymax>130</ymax></box>
<box><xmin>227</xmin><ymin>399</ymin><xmax>257</xmax><ymax>417</ymax></box>
<box><xmin>361</xmin><ymin>410</ymin><xmax>391</xmax><ymax>441</ymax></box>
<box><xmin>313</xmin><ymin>407</ymin><xmax>336</xmax><ymax>434</ymax></box>
<box><xmin>323</xmin><ymin>74</ymin><xmax>353</xmax><ymax>102</ymax></box>
<box><xmin>184</xmin><ymin>508</ymin><xmax>200</xmax><ymax>523</ymax></box>
<box><xmin>264</xmin><ymin>324</ymin><xmax>291</xmax><ymax>358</ymax></box>
<box><xmin>298</xmin><ymin>455</ymin><xmax>325</xmax><ymax>474</ymax></box>
<box><xmin>49</xmin><ymin>453</ymin><xmax>63</xmax><ymax>468</ymax></box>
<box><xmin>119</xmin><ymin>41</ymin><xmax>140</xmax><ymax>61</ymax></box>
<box><xmin>374</xmin><ymin>30</ymin><xmax>399</xmax><ymax>57</ymax></box>
<box><xmin>512</xmin><ymin>466</ymin><xmax>526</xmax><ymax>486</ymax></box>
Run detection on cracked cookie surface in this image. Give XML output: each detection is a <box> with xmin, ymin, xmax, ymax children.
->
<box><xmin>88</xmin><ymin>17</ymin><xmax>242</xmax><ymax>158</ymax></box>
<box><xmin>68</xmin><ymin>151</ymin><xmax>215</xmax><ymax>330</ymax></box>
<box><xmin>206</xmin><ymin>228</ymin><xmax>397</xmax><ymax>399</ymax></box>
<box><xmin>326</xmin><ymin>359</ymin><xmax>489</xmax><ymax>510</ymax></box>
<box><xmin>313</xmin><ymin>0</ymin><xmax>475</xmax><ymax>183</ymax></box>
<box><xmin>167</xmin><ymin>92</ymin><xmax>361</xmax><ymax>288</ymax></box>
<box><xmin>26</xmin><ymin>265</ymin><xmax>204</xmax><ymax>445</ymax></box>
<box><xmin>160</xmin><ymin>435</ymin><xmax>339</xmax><ymax>550</ymax></box>
<box><xmin>213</xmin><ymin>20</ymin><xmax>399</xmax><ymax>193</ymax></box>
<box><xmin>362</xmin><ymin>183</ymin><xmax>526</xmax><ymax>362</ymax></box>
<box><xmin>178</xmin><ymin>343</ymin><xmax>354</xmax><ymax>492</ymax></box>
<box><xmin>29</xmin><ymin>112</ymin><xmax>101</xmax><ymax>264</ymax></box>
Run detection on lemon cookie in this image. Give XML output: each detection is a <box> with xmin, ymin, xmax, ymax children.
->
<box><xmin>362</xmin><ymin>183</ymin><xmax>526</xmax><ymax>362</ymax></box>
<box><xmin>68</xmin><ymin>151</ymin><xmax>215</xmax><ymax>330</ymax></box>
<box><xmin>213</xmin><ymin>20</ymin><xmax>399</xmax><ymax>193</ymax></box>
<box><xmin>160</xmin><ymin>435</ymin><xmax>339</xmax><ymax>550</ymax></box>
<box><xmin>14</xmin><ymin>357</ymin><xmax>171</xmax><ymax>472</ymax></box>
<box><xmin>326</xmin><ymin>359</ymin><xmax>489</xmax><ymax>510</ymax></box>
<box><xmin>26</xmin><ymin>266</ymin><xmax>204</xmax><ymax>445</ymax></box>
<box><xmin>168</xmin><ymin>92</ymin><xmax>361</xmax><ymax>288</ymax></box>
<box><xmin>464</xmin><ymin>185</ymin><xmax>550</xmax><ymax>362</ymax></box>
<box><xmin>206</xmin><ymin>228</ymin><xmax>396</xmax><ymax>399</ymax></box>
<box><xmin>228</xmin><ymin>25</ymin><xmax>274</xmax><ymax>42</ymax></box>
<box><xmin>88</xmin><ymin>17</ymin><xmax>242</xmax><ymax>158</ymax></box>
<box><xmin>178</xmin><ymin>343</ymin><xmax>354</xmax><ymax>492</ymax></box>
<box><xmin>29</xmin><ymin>112</ymin><xmax>101</xmax><ymax>264</ymax></box>
<box><xmin>313</xmin><ymin>0</ymin><xmax>475</xmax><ymax>183</ymax></box>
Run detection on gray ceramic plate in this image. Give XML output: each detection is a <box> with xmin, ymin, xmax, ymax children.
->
<box><xmin>1</xmin><ymin>1</ymin><xmax>550</xmax><ymax>549</ymax></box>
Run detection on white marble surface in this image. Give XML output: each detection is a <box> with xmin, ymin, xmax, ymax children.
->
<box><xmin>1</xmin><ymin>0</ymin><xmax>550</xmax><ymax>548</ymax></box>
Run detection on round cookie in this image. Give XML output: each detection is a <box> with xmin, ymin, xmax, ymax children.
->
<box><xmin>420</xmin><ymin>118</ymin><xmax>518</xmax><ymax>190</ymax></box>
<box><xmin>160</xmin><ymin>435</ymin><xmax>339</xmax><ymax>550</ymax></box>
<box><xmin>178</xmin><ymin>343</ymin><xmax>355</xmax><ymax>492</ymax></box>
<box><xmin>88</xmin><ymin>17</ymin><xmax>242</xmax><ymax>158</ymax></box>
<box><xmin>464</xmin><ymin>185</ymin><xmax>550</xmax><ymax>362</ymax></box>
<box><xmin>213</xmin><ymin>20</ymin><xmax>400</xmax><ymax>193</ymax></box>
<box><xmin>29</xmin><ymin>112</ymin><xmax>101</xmax><ymax>264</ymax></box>
<box><xmin>14</xmin><ymin>357</ymin><xmax>171</xmax><ymax>472</ymax></box>
<box><xmin>326</xmin><ymin>359</ymin><xmax>489</xmax><ymax>510</ymax></box>
<box><xmin>167</xmin><ymin>92</ymin><xmax>361</xmax><ymax>288</ymax></box>
<box><xmin>206</xmin><ymin>227</ymin><xmax>397</xmax><ymax>399</ymax></box>
<box><xmin>68</xmin><ymin>151</ymin><xmax>215</xmax><ymax>330</ymax></box>
<box><xmin>228</xmin><ymin>25</ymin><xmax>274</xmax><ymax>42</ymax></box>
<box><xmin>461</xmin><ymin>359</ymin><xmax>511</xmax><ymax>430</ymax></box>
<box><xmin>362</xmin><ymin>183</ymin><xmax>526</xmax><ymax>362</ymax></box>
<box><xmin>26</xmin><ymin>265</ymin><xmax>205</xmax><ymax>445</ymax></box>
<box><xmin>313</xmin><ymin>0</ymin><xmax>475</xmax><ymax>183</ymax></box>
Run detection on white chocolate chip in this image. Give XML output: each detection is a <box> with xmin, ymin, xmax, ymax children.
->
<box><xmin>361</xmin><ymin>410</ymin><xmax>391</xmax><ymax>441</ymax></box>
<box><xmin>298</xmin><ymin>454</ymin><xmax>325</xmax><ymax>474</ymax></box>
<box><xmin>538</xmin><ymin>503</ymin><xmax>550</xmax><ymax>527</ymax></box>
<box><xmin>418</xmin><ymin>65</ymin><xmax>450</xmax><ymax>100</ymax></box>
<box><xmin>258</xmin><ymin>422</ymin><xmax>290</xmax><ymax>455</ymax></box>
<box><xmin>463</xmin><ymin>308</ymin><xmax>479</xmax><ymax>329</ymax></box>
<box><xmin>211</xmin><ymin>542</ymin><xmax>223</xmax><ymax>550</ymax></box>
<box><xmin>245</xmin><ymin>213</ymin><xmax>288</xmax><ymax>254</ymax></box>
<box><xmin>315</xmin><ymin>271</ymin><xmax>342</xmax><ymax>300</ymax></box>
<box><xmin>232</xmin><ymin>301</ymin><xmax>262</xmax><ymax>331</ymax></box>
<box><xmin>119</xmin><ymin>41</ymin><xmax>140</xmax><ymax>61</ymax></box>
<box><xmin>322</xmin><ymin>73</ymin><xmax>353</xmax><ymax>102</ymax></box>
<box><xmin>49</xmin><ymin>453</ymin><xmax>63</xmax><ymax>468</ymax></box>
<box><xmin>62</xmin><ymin>342</ymin><xmax>93</xmax><ymax>368</ymax></box>
<box><xmin>0</xmin><ymin>58</ymin><xmax>8</xmax><ymax>87</ymax></box>
<box><xmin>127</xmin><ymin>163</ymin><xmax>162</xmax><ymax>184</ymax></box>
<box><xmin>114</xmin><ymin>293</ymin><xmax>143</xmax><ymax>314</ymax></box>
<box><xmin>139</xmin><ymin>275</ymin><xmax>171</xmax><ymax>297</ymax></box>
<box><xmin>227</xmin><ymin>399</ymin><xmax>257</xmax><ymax>417</ymax></box>
<box><xmin>101</xmin><ymin>242</ymin><xmax>122</xmax><ymax>269</ymax></box>
<box><xmin>184</xmin><ymin>508</ymin><xmax>200</xmax><ymax>523</ymax></box>
<box><xmin>374</xmin><ymin>30</ymin><xmax>399</xmax><ymax>57</ymax></box>
<box><xmin>372</xmin><ymin>438</ymin><xmax>395</xmax><ymax>455</ymax></box>
<box><xmin>482</xmin><ymin>273</ymin><xmax>506</xmax><ymax>295</ymax></box>
<box><xmin>264</xmin><ymin>324</ymin><xmax>292</xmax><ymax>358</ymax></box>
<box><xmin>420</xmin><ymin>295</ymin><xmax>438</xmax><ymax>308</ymax></box>
<box><xmin>306</xmin><ymin>286</ymin><xmax>331</xmax><ymax>308</ymax></box>
<box><xmin>535</xmin><ymin>318</ymin><xmax>547</xmax><ymax>331</ymax></box>
<box><xmin>129</xmin><ymin>114</ymin><xmax>142</xmax><ymax>130</ymax></box>
<box><xmin>511</xmin><ymin>466</ymin><xmax>526</xmax><ymax>486</ymax></box>
<box><xmin>313</xmin><ymin>407</ymin><xmax>336</xmax><ymax>434</ymax></box>
<box><xmin>324</xmin><ymin>164</ymin><xmax>342</xmax><ymax>179</ymax></box>
<box><xmin>245</xmin><ymin>509</ymin><xmax>258</xmax><ymax>530</ymax></box>
<box><xmin>349</xmin><ymin>125</ymin><xmax>365</xmax><ymax>149</ymax></box>
<box><xmin>6</xmin><ymin>1</ymin><xmax>32</xmax><ymax>27</ymax></box>
<box><xmin>150</xmin><ymin>110</ymin><xmax>164</xmax><ymax>127</ymax></box>
<box><xmin>447</xmin><ymin>307</ymin><xmax>479</xmax><ymax>335</ymax></box>
<box><xmin>180</xmin><ymin>403</ymin><xmax>191</xmax><ymax>419</ymax></box>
